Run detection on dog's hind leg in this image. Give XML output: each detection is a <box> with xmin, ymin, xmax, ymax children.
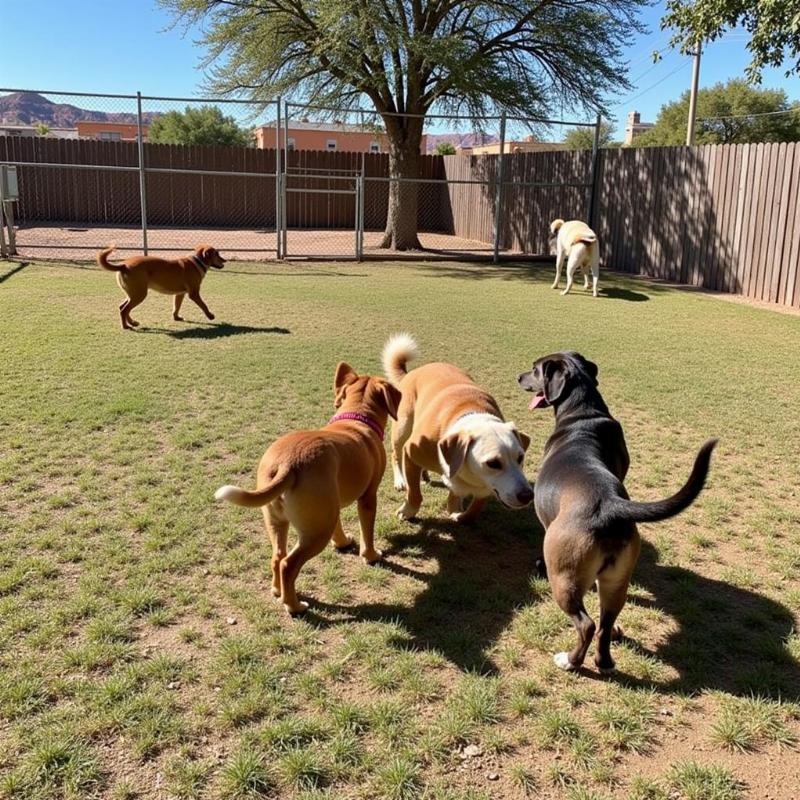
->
<box><xmin>397</xmin><ymin>450</ymin><xmax>423</xmax><ymax>520</ymax></box>
<box><xmin>121</xmin><ymin>293</ymin><xmax>146</xmax><ymax>329</ymax></box>
<box><xmin>590</xmin><ymin>248</ymin><xmax>600</xmax><ymax>297</ymax></box>
<box><xmin>551</xmin><ymin>579</ymin><xmax>596</xmax><ymax>670</ymax></box>
<box><xmin>560</xmin><ymin>254</ymin><xmax>579</xmax><ymax>296</ymax></box>
<box><xmin>173</xmin><ymin>293</ymin><xmax>185</xmax><ymax>321</ymax></box>
<box><xmin>391</xmin><ymin>414</ymin><xmax>413</xmax><ymax>491</ymax></box>
<box><xmin>331</xmin><ymin>517</ymin><xmax>355</xmax><ymax>552</ymax></box>
<box><xmin>551</xmin><ymin>248</ymin><xmax>565</xmax><ymax>289</ymax></box>
<box><xmin>263</xmin><ymin>505</ymin><xmax>289</xmax><ymax>599</ymax></box>
<box><xmin>279</xmin><ymin>524</ymin><xmax>331</xmax><ymax>615</ymax></box>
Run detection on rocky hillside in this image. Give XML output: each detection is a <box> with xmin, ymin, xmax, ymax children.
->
<box><xmin>0</xmin><ymin>91</ymin><xmax>159</xmax><ymax>127</ymax></box>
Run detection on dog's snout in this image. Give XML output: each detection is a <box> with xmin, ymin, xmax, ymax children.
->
<box><xmin>517</xmin><ymin>372</ymin><xmax>528</xmax><ymax>385</ymax></box>
<box><xmin>516</xmin><ymin>486</ymin><xmax>534</xmax><ymax>506</ymax></box>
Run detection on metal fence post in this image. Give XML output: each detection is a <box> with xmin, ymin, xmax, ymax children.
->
<box><xmin>275</xmin><ymin>98</ymin><xmax>282</xmax><ymax>259</ymax></box>
<box><xmin>358</xmin><ymin>156</ymin><xmax>365</xmax><ymax>260</ymax></box>
<box><xmin>282</xmin><ymin>99</ymin><xmax>290</xmax><ymax>257</ymax></box>
<box><xmin>587</xmin><ymin>113</ymin><xmax>602</xmax><ymax>229</ymax></box>
<box><xmin>136</xmin><ymin>91</ymin><xmax>149</xmax><ymax>255</ymax></box>
<box><xmin>492</xmin><ymin>112</ymin><xmax>507</xmax><ymax>264</ymax></box>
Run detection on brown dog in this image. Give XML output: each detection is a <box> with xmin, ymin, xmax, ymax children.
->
<box><xmin>97</xmin><ymin>244</ymin><xmax>226</xmax><ymax>329</ymax></box>
<box><xmin>517</xmin><ymin>352</ymin><xmax>716</xmax><ymax>674</ymax></box>
<box><xmin>215</xmin><ymin>363</ymin><xmax>401</xmax><ymax>615</ymax></box>
<box><xmin>383</xmin><ymin>334</ymin><xmax>533</xmax><ymax>523</ymax></box>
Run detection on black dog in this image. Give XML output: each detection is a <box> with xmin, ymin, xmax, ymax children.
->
<box><xmin>518</xmin><ymin>352</ymin><xmax>716</xmax><ymax>674</ymax></box>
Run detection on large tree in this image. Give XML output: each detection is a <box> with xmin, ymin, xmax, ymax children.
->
<box><xmin>562</xmin><ymin>121</ymin><xmax>619</xmax><ymax>150</ymax></box>
<box><xmin>148</xmin><ymin>105</ymin><xmax>253</xmax><ymax>147</ymax></box>
<box><xmin>163</xmin><ymin>0</ymin><xmax>645</xmax><ymax>249</ymax></box>
<box><xmin>662</xmin><ymin>1</ymin><xmax>800</xmax><ymax>82</ymax></box>
<box><xmin>631</xmin><ymin>79</ymin><xmax>800</xmax><ymax>147</ymax></box>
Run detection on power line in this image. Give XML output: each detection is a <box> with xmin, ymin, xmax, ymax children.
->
<box><xmin>613</xmin><ymin>58</ymin><xmax>693</xmax><ymax>108</ymax></box>
<box><xmin>697</xmin><ymin>107</ymin><xmax>800</xmax><ymax>122</ymax></box>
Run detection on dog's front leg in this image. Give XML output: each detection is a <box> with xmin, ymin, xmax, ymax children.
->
<box><xmin>450</xmin><ymin>496</ymin><xmax>487</xmax><ymax>524</ymax></box>
<box><xmin>189</xmin><ymin>290</ymin><xmax>215</xmax><ymax>320</ymax></box>
<box><xmin>397</xmin><ymin>451</ymin><xmax>422</xmax><ymax>520</ymax></box>
<box><xmin>552</xmin><ymin>250</ymin><xmax>565</xmax><ymax>289</ymax></box>
<box><xmin>173</xmin><ymin>293</ymin><xmax>185</xmax><ymax>321</ymax></box>
<box><xmin>357</xmin><ymin>490</ymin><xmax>382</xmax><ymax>563</ymax></box>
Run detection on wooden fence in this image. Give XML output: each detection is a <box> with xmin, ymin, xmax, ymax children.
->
<box><xmin>2</xmin><ymin>136</ymin><xmax>799</xmax><ymax>308</ymax></box>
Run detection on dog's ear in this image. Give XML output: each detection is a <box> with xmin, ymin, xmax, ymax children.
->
<box><xmin>508</xmin><ymin>424</ymin><xmax>531</xmax><ymax>452</ymax></box>
<box><xmin>438</xmin><ymin>432</ymin><xmax>472</xmax><ymax>478</ymax></box>
<box><xmin>542</xmin><ymin>358</ymin><xmax>568</xmax><ymax>404</ymax></box>
<box><xmin>333</xmin><ymin>362</ymin><xmax>358</xmax><ymax>408</ymax></box>
<box><xmin>568</xmin><ymin>352</ymin><xmax>599</xmax><ymax>385</ymax></box>
<box><xmin>377</xmin><ymin>381</ymin><xmax>402</xmax><ymax>420</ymax></box>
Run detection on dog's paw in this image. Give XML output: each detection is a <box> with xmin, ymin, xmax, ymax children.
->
<box><xmin>173</xmin><ymin>315</ymin><xmax>184</xmax><ymax>322</ymax></box>
<box><xmin>396</xmin><ymin>502</ymin><xmax>419</xmax><ymax>521</ymax></box>
<box><xmin>393</xmin><ymin>479</ymin><xmax>407</xmax><ymax>491</ymax></box>
<box><xmin>610</xmin><ymin>625</ymin><xmax>624</xmax><ymax>643</ymax></box>
<box><xmin>128</xmin><ymin>319</ymin><xmax>140</xmax><ymax>327</ymax></box>
<box><xmin>551</xmin><ymin>282</ymin><xmax>559</xmax><ymax>290</ymax></box>
<box><xmin>554</xmin><ymin>652</ymin><xmax>578</xmax><ymax>671</ymax></box>
<box><xmin>560</xmin><ymin>288</ymin><xmax>571</xmax><ymax>296</ymax></box>
<box><xmin>361</xmin><ymin>549</ymin><xmax>383</xmax><ymax>565</ymax></box>
<box><xmin>207</xmin><ymin>313</ymin><xmax>215</xmax><ymax>320</ymax></box>
<box><xmin>271</xmin><ymin>586</ymin><xmax>281</xmax><ymax>598</ymax></box>
<box><xmin>594</xmin><ymin>658</ymin><xmax>616</xmax><ymax>675</ymax></box>
<box><xmin>284</xmin><ymin>600</ymin><xmax>309</xmax><ymax>617</ymax></box>
<box><xmin>334</xmin><ymin>535</ymin><xmax>356</xmax><ymax>552</ymax></box>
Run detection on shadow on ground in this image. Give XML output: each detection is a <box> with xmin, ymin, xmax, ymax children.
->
<box><xmin>0</xmin><ymin>261</ymin><xmax>30</xmax><ymax>284</ymax></box>
<box><xmin>311</xmin><ymin>500</ymin><xmax>543</xmax><ymax>674</ymax></box>
<box><xmin>310</xmin><ymin>505</ymin><xmax>799</xmax><ymax>697</ymax></box>
<box><xmin>140</xmin><ymin>322</ymin><xmax>291</xmax><ymax>339</ymax></box>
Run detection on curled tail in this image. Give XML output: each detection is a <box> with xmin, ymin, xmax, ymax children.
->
<box><xmin>382</xmin><ymin>333</ymin><xmax>418</xmax><ymax>387</ymax></box>
<box><xmin>550</xmin><ymin>218</ymin><xmax>565</xmax><ymax>234</ymax></box>
<box><xmin>603</xmin><ymin>439</ymin><xmax>717</xmax><ymax>525</ymax></box>
<box><xmin>97</xmin><ymin>246</ymin><xmax>125</xmax><ymax>272</ymax></box>
<box><xmin>215</xmin><ymin>465</ymin><xmax>294</xmax><ymax>508</ymax></box>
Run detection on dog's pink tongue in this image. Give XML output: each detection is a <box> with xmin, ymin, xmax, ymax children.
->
<box><xmin>529</xmin><ymin>393</ymin><xmax>547</xmax><ymax>410</ymax></box>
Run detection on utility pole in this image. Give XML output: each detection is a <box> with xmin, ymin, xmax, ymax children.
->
<box><xmin>686</xmin><ymin>40</ymin><xmax>702</xmax><ymax>146</ymax></box>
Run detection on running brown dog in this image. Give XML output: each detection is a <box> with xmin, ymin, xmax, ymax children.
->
<box><xmin>97</xmin><ymin>244</ymin><xmax>226</xmax><ymax>329</ymax></box>
<box><xmin>215</xmin><ymin>363</ymin><xmax>401</xmax><ymax>616</ymax></box>
<box><xmin>518</xmin><ymin>351</ymin><xmax>716</xmax><ymax>674</ymax></box>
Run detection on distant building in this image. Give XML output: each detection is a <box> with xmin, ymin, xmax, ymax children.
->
<box><xmin>458</xmin><ymin>135</ymin><xmax>565</xmax><ymax>155</ymax></box>
<box><xmin>76</xmin><ymin>121</ymin><xmax>148</xmax><ymax>142</ymax></box>
<box><xmin>254</xmin><ymin>120</ymin><xmax>427</xmax><ymax>154</ymax></box>
<box><xmin>624</xmin><ymin>111</ymin><xmax>654</xmax><ymax>145</ymax></box>
<box><xmin>0</xmin><ymin>124</ymin><xmax>78</xmax><ymax>139</ymax></box>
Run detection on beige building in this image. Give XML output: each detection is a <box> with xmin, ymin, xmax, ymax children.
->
<box><xmin>254</xmin><ymin>120</ymin><xmax>427</xmax><ymax>154</ymax></box>
<box><xmin>458</xmin><ymin>135</ymin><xmax>565</xmax><ymax>155</ymax></box>
<box><xmin>624</xmin><ymin>111</ymin><xmax>654</xmax><ymax>145</ymax></box>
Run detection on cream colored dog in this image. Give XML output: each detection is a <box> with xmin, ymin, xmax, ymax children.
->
<box><xmin>550</xmin><ymin>218</ymin><xmax>600</xmax><ymax>297</ymax></box>
<box><xmin>382</xmin><ymin>334</ymin><xmax>533</xmax><ymax>523</ymax></box>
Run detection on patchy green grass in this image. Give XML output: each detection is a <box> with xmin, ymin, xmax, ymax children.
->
<box><xmin>1</xmin><ymin>258</ymin><xmax>799</xmax><ymax>798</ymax></box>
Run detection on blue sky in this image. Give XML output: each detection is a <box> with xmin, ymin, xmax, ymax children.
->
<box><xmin>2</xmin><ymin>0</ymin><xmax>798</xmax><ymax>140</ymax></box>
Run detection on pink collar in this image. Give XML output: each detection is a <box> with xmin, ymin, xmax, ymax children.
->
<box><xmin>328</xmin><ymin>412</ymin><xmax>384</xmax><ymax>440</ymax></box>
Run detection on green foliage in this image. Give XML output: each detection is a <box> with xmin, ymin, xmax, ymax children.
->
<box><xmin>632</xmin><ymin>79</ymin><xmax>800</xmax><ymax>146</ymax></box>
<box><xmin>434</xmin><ymin>142</ymin><xmax>457</xmax><ymax>155</ymax></box>
<box><xmin>662</xmin><ymin>0</ymin><xmax>800</xmax><ymax>81</ymax></box>
<box><xmin>148</xmin><ymin>105</ymin><xmax>252</xmax><ymax>147</ymax></box>
<box><xmin>562</xmin><ymin>121</ymin><xmax>618</xmax><ymax>150</ymax></box>
<box><xmin>34</xmin><ymin>123</ymin><xmax>51</xmax><ymax>136</ymax></box>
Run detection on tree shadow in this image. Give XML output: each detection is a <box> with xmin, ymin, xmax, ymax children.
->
<box><xmin>0</xmin><ymin>261</ymin><xmax>30</xmax><ymax>284</ymax></box>
<box><xmin>600</xmin><ymin>286</ymin><xmax>650</xmax><ymax>302</ymax></box>
<box><xmin>309</xmin><ymin>500</ymin><xmax>543</xmax><ymax>674</ymax></box>
<box><xmin>138</xmin><ymin>322</ymin><xmax>291</xmax><ymax>339</ymax></box>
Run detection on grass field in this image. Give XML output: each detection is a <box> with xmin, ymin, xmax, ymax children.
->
<box><xmin>1</xmin><ymin>257</ymin><xmax>799</xmax><ymax>800</ymax></box>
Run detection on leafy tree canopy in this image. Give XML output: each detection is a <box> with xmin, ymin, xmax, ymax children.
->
<box><xmin>662</xmin><ymin>1</ymin><xmax>800</xmax><ymax>82</ymax></box>
<box><xmin>632</xmin><ymin>79</ymin><xmax>800</xmax><ymax>147</ymax></box>
<box><xmin>562</xmin><ymin>121</ymin><xmax>619</xmax><ymax>150</ymax></box>
<box><xmin>434</xmin><ymin>142</ymin><xmax>457</xmax><ymax>155</ymax></box>
<box><xmin>148</xmin><ymin>105</ymin><xmax>252</xmax><ymax>147</ymax></box>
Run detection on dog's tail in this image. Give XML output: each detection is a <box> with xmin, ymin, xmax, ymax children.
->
<box><xmin>215</xmin><ymin>465</ymin><xmax>294</xmax><ymax>508</ymax></box>
<box><xmin>97</xmin><ymin>245</ymin><xmax>125</xmax><ymax>272</ymax></box>
<box><xmin>382</xmin><ymin>333</ymin><xmax>418</xmax><ymax>387</ymax></box>
<box><xmin>602</xmin><ymin>439</ymin><xmax>717</xmax><ymax>525</ymax></box>
<box><xmin>550</xmin><ymin>219</ymin><xmax>565</xmax><ymax>234</ymax></box>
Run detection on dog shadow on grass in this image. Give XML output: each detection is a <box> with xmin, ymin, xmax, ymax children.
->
<box><xmin>311</xmin><ymin>501</ymin><xmax>544</xmax><ymax>674</ymax></box>
<box><xmin>613</xmin><ymin>539</ymin><xmax>800</xmax><ymax>701</ymax></box>
<box><xmin>139</xmin><ymin>321</ymin><xmax>291</xmax><ymax>339</ymax></box>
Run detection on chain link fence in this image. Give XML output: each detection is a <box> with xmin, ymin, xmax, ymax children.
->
<box><xmin>0</xmin><ymin>88</ymin><xmax>599</xmax><ymax>262</ymax></box>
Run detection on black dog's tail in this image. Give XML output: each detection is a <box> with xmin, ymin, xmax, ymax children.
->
<box><xmin>603</xmin><ymin>439</ymin><xmax>717</xmax><ymax>525</ymax></box>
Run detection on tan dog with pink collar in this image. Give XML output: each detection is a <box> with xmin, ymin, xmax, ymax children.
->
<box><xmin>215</xmin><ymin>363</ymin><xmax>400</xmax><ymax>616</ymax></box>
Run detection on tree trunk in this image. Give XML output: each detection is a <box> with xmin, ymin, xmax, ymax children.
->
<box><xmin>380</xmin><ymin>120</ymin><xmax>424</xmax><ymax>250</ymax></box>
